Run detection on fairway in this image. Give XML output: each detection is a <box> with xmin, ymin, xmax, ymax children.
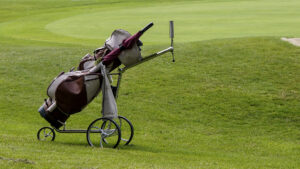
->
<box><xmin>0</xmin><ymin>0</ymin><xmax>300</xmax><ymax>168</ymax></box>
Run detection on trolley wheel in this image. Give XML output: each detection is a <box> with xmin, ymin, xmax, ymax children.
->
<box><xmin>116</xmin><ymin>116</ymin><xmax>134</xmax><ymax>145</ymax></box>
<box><xmin>86</xmin><ymin>118</ymin><xmax>121</xmax><ymax>148</ymax></box>
<box><xmin>37</xmin><ymin>127</ymin><xmax>55</xmax><ymax>141</ymax></box>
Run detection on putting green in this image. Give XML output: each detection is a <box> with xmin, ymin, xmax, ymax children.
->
<box><xmin>45</xmin><ymin>0</ymin><xmax>300</xmax><ymax>44</ymax></box>
<box><xmin>1</xmin><ymin>0</ymin><xmax>300</xmax><ymax>46</ymax></box>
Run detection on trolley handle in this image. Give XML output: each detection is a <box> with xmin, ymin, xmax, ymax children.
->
<box><xmin>140</xmin><ymin>22</ymin><xmax>154</xmax><ymax>34</ymax></box>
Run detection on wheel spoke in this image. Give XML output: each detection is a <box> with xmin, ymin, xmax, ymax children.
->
<box><xmin>121</xmin><ymin>138</ymin><xmax>129</xmax><ymax>142</ymax></box>
<box><xmin>92</xmin><ymin>126</ymin><xmax>100</xmax><ymax>130</ymax></box>
<box><xmin>107</xmin><ymin>121</ymin><xmax>111</xmax><ymax>129</ymax></box>
<box><xmin>99</xmin><ymin>137</ymin><xmax>103</xmax><ymax>148</ymax></box>
<box><xmin>102</xmin><ymin>121</ymin><xmax>107</xmax><ymax>129</ymax></box>
<box><xmin>46</xmin><ymin>131</ymin><xmax>52</xmax><ymax>137</ymax></box>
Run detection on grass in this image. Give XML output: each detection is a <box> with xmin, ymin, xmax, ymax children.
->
<box><xmin>0</xmin><ymin>0</ymin><xmax>300</xmax><ymax>168</ymax></box>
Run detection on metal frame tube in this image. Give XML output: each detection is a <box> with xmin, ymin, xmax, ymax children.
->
<box><xmin>115</xmin><ymin>69</ymin><xmax>123</xmax><ymax>100</ymax></box>
<box><xmin>54</xmin><ymin>128</ymin><xmax>105</xmax><ymax>133</ymax></box>
<box><xmin>121</xmin><ymin>46</ymin><xmax>174</xmax><ymax>72</ymax></box>
<box><xmin>54</xmin><ymin>128</ymin><xmax>87</xmax><ymax>133</ymax></box>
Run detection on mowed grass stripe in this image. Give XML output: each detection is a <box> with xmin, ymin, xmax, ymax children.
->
<box><xmin>1</xmin><ymin>0</ymin><xmax>300</xmax><ymax>46</ymax></box>
<box><xmin>46</xmin><ymin>0</ymin><xmax>300</xmax><ymax>43</ymax></box>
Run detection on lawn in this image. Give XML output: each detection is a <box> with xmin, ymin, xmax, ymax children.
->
<box><xmin>0</xmin><ymin>0</ymin><xmax>299</xmax><ymax>168</ymax></box>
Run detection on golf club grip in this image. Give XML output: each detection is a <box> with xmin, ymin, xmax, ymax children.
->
<box><xmin>140</xmin><ymin>22</ymin><xmax>154</xmax><ymax>34</ymax></box>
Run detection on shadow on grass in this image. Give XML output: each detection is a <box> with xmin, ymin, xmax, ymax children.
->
<box><xmin>49</xmin><ymin>140</ymin><xmax>162</xmax><ymax>153</ymax></box>
<box><xmin>38</xmin><ymin>138</ymin><xmax>202</xmax><ymax>158</ymax></box>
<box><xmin>41</xmin><ymin>140</ymin><xmax>90</xmax><ymax>148</ymax></box>
<box><xmin>52</xmin><ymin>141</ymin><xmax>150</xmax><ymax>150</ymax></box>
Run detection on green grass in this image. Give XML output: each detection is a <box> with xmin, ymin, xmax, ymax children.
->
<box><xmin>0</xmin><ymin>0</ymin><xmax>300</xmax><ymax>168</ymax></box>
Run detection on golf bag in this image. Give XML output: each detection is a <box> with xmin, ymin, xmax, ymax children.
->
<box><xmin>39</xmin><ymin>71</ymin><xmax>102</xmax><ymax>128</ymax></box>
<box><xmin>38</xmin><ymin>29</ymin><xmax>143</xmax><ymax>129</ymax></box>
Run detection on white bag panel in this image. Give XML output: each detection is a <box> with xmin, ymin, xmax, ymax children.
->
<box><xmin>47</xmin><ymin>73</ymin><xmax>68</xmax><ymax>99</ymax></box>
<box><xmin>105</xmin><ymin>29</ymin><xmax>131</xmax><ymax>50</ymax></box>
<box><xmin>83</xmin><ymin>60</ymin><xmax>95</xmax><ymax>70</ymax></box>
<box><xmin>84</xmin><ymin>75</ymin><xmax>101</xmax><ymax>103</ymax></box>
<box><xmin>118</xmin><ymin>43</ymin><xmax>142</xmax><ymax>66</ymax></box>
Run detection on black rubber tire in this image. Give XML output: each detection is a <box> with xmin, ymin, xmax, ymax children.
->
<box><xmin>117</xmin><ymin>116</ymin><xmax>134</xmax><ymax>145</ymax></box>
<box><xmin>86</xmin><ymin>118</ymin><xmax>121</xmax><ymax>148</ymax></box>
<box><xmin>37</xmin><ymin>127</ymin><xmax>55</xmax><ymax>141</ymax></box>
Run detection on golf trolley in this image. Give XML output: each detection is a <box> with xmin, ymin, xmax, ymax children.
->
<box><xmin>37</xmin><ymin>21</ymin><xmax>175</xmax><ymax>148</ymax></box>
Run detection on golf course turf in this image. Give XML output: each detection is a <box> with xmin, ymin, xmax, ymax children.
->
<box><xmin>0</xmin><ymin>0</ymin><xmax>300</xmax><ymax>168</ymax></box>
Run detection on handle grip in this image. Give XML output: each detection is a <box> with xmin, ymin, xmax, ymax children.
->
<box><xmin>170</xmin><ymin>21</ymin><xmax>174</xmax><ymax>38</ymax></box>
<box><xmin>140</xmin><ymin>22</ymin><xmax>154</xmax><ymax>34</ymax></box>
<box><xmin>169</xmin><ymin>21</ymin><xmax>175</xmax><ymax>62</ymax></box>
